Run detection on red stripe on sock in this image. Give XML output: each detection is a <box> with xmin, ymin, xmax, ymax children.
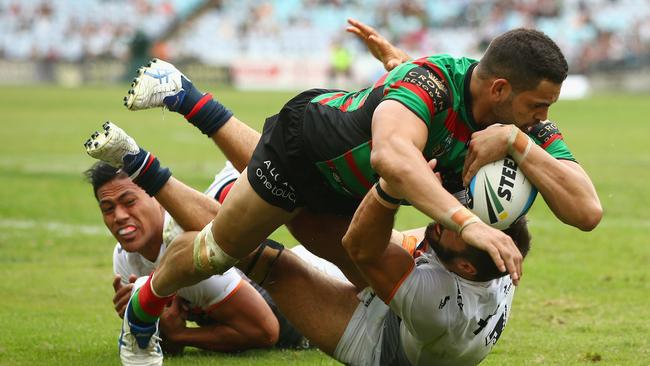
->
<box><xmin>185</xmin><ymin>93</ymin><xmax>213</xmax><ymax>120</ymax></box>
<box><xmin>138</xmin><ymin>275</ymin><xmax>173</xmax><ymax>317</ymax></box>
<box><xmin>138</xmin><ymin>154</ymin><xmax>156</xmax><ymax>177</ymax></box>
<box><xmin>217</xmin><ymin>181</ymin><xmax>236</xmax><ymax>203</ymax></box>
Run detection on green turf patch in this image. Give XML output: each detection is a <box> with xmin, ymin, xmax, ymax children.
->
<box><xmin>0</xmin><ymin>86</ymin><xmax>648</xmax><ymax>365</ymax></box>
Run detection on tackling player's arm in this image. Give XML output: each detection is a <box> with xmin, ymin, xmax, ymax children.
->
<box><xmin>341</xmin><ymin>184</ymin><xmax>414</xmax><ymax>302</ymax></box>
<box><xmin>462</xmin><ymin>124</ymin><xmax>602</xmax><ymax>231</ymax></box>
<box><xmin>370</xmin><ymin>103</ymin><xmax>522</xmax><ymax>284</ymax></box>
<box><xmin>159</xmin><ymin>281</ymin><xmax>279</xmax><ymax>353</ymax></box>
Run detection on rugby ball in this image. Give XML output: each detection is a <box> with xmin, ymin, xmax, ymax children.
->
<box><xmin>467</xmin><ymin>157</ymin><xmax>537</xmax><ymax>229</ymax></box>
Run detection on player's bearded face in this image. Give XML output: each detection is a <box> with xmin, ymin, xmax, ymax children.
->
<box><xmin>425</xmin><ymin>223</ymin><xmax>467</xmax><ymax>264</ymax></box>
<box><xmin>97</xmin><ymin>177</ymin><xmax>163</xmax><ymax>254</ymax></box>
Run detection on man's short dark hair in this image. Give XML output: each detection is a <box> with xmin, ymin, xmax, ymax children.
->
<box><xmin>84</xmin><ymin>162</ymin><xmax>128</xmax><ymax>200</ymax></box>
<box><xmin>426</xmin><ymin>217</ymin><xmax>532</xmax><ymax>282</ymax></box>
<box><xmin>478</xmin><ymin>28</ymin><xmax>568</xmax><ymax>92</ymax></box>
<box><xmin>463</xmin><ymin>217</ymin><xmax>531</xmax><ymax>281</ymax></box>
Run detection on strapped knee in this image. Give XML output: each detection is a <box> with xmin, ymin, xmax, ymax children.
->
<box><xmin>193</xmin><ymin>222</ymin><xmax>239</xmax><ymax>275</ymax></box>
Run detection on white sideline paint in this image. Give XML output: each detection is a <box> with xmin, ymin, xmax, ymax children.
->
<box><xmin>0</xmin><ymin>216</ymin><xmax>647</xmax><ymax>239</ymax></box>
<box><xmin>0</xmin><ymin>218</ymin><xmax>107</xmax><ymax>236</ymax></box>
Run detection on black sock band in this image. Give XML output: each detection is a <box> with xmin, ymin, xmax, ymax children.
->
<box><xmin>133</xmin><ymin>157</ymin><xmax>172</xmax><ymax>196</ymax></box>
<box><xmin>177</xmin><ymin>77</ymin><xmax>233</xmax><ymax>136</ymax></box>
<box><xmin>123</xmin><ymin>147</ymin><xmax>172</xmax><ymax>196</ymax></box>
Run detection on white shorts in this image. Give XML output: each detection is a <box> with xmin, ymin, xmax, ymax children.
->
<box><xmin>290</xmin><ymin>245</ymin><xmax>348</xmax><ymax>282</ymax></box>
<box><xmin>333</xmin><ymin>288</ymin><xmax>390</xmax><ymax>366</ymax></box>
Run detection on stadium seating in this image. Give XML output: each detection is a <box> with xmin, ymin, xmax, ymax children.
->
<box><xmin>1</xmin><ymin>0</ymin><xmax>648</xmax><ymax>74</ymax></box>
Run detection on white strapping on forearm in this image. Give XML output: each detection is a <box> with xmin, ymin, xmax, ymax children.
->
<box><xmin>507</xmin><ymin>125</ymin><xmax>532</xmax><ymax>163</ymax></box>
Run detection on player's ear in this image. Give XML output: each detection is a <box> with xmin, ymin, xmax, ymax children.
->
<box><xmin>490</xmin><ymin>78</ymin><xmax>511</xmax><ymax>101</ymax></box>
<box><xmin>453</xmin><ymin>258</ymin><xmax>478</xmax><ymax>278</ymax></box>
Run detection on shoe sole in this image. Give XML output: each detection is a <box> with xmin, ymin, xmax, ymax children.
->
<box><xmin>84</xmin><ymin>122</ymin><xmax>136</xmax><ymax>167</ymax></box>
<box><xmin>124</xmin><ymin>58</ymin><xmax>158</xmax><ymax>110</ymax></box>
<box><xmin>124</xmin><ymin>58</ymin><xmax>181</xmax><ymax>111</ymax></box>
<box><xmin>84</xmin><ymin>121</ymin><xmax>115</xmax><ymax>157</ymax></box>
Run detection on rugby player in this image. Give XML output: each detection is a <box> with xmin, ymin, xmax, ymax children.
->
<box><xmin>84</xmin><ymin>157</ymin><xmax>309</xmax><ymax>363</ymax></box>
<box><xmin>85</xmin><ymin>121</ymin><xmax>530</xmax><ymax>365</ymax></box>
<box><xmin>104</xmin><ymin>20</ymin><xmax>601</xmax><ymax>363</ymax></box>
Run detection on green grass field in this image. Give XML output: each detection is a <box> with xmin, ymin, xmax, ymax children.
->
<box><xmin>0</xmin><ymin>85</ymin><xmax>648</xmax><ymax>365</ymax></box>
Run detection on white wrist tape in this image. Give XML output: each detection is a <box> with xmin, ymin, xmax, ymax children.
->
<box><xmin>441</xmin><ymin>206</ymin><xmax>482</xmax><ymax>234</ymax></box>
<box><xmin>507</xmin><ymin>125</ymin><xmax>532</xmax><ymax>163</ymax></box>
<box><xmin>193</xmin><ymin>221</ymin><xmax>238</xmax><ymax>275</ymax></box>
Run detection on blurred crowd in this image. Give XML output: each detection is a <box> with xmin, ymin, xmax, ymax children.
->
<box><xmin>1</xmin><ymin>0</ymin><xmax>649</xmax><ymax>74</ymax></box>
<box><xmin>0</xmin><ymin>0</ymin><xmax>181</xmax><ymax>62</ymax></box>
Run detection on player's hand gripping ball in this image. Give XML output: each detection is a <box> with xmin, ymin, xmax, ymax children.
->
<box><xmin>466</xmin><ymin>157</ymin><xmax>537</xmax><ymax>229</ymax></box>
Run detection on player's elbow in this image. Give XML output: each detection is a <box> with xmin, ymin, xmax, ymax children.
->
<box><xmin>251</xmin><ymin>323</ymin><xmax>279</xmax><ymax>348</ymax></box>
<box><xmin>245</xmin><ymin>312</ymin><xmax>280</xmax><ymax>348</ymax></box>
<box><xmin>575</xmin><ymin>201</ymin><xmax>603</xmax><ymax>232</ymax></box>
<box><xmin>370</xmin><ymin>145</ymin><xmax>392</xmax><ymax>174</ymax></box>
<box><xmin>342</xmin><ymin>233</ymin><xmax>371</xmax><ymax>264</ymax></box>
<box><xmin>370</xmin><ymin>145</ymin><xmax>408</xmax><ymax>183</ymax></box>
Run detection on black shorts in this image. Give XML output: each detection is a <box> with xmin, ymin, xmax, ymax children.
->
<box><xmin>247</xmin><ymin>89</ymin><xmax>361</xmax><ymax>214</ymax></box>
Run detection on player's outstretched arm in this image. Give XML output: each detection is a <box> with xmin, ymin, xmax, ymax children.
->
<box><xmin>341</xmin><ymin>181</ymin><xmax>415</xmax><ymax>302</ymax></box>
<box><xmin>159</xmin><ymin>285</ymin><xmax>279</xmax><ymax>353</ymax></box>
<box><xmin>370</xmin><ymin>101</ymin><xmax>522</xmax><ymax>284</ymax></box>
<box><xmin>462</xmin><ymin>124</ymin><xmax>602</xmax><ymax>231</ymax></box>
<box><xmin>346</xmin><ymin>18</ymin><xmax>411</xmax><ymax>71</ymax></box>
<box><xmin>84</xmin><ymin>122</ymin><xmax>219</xmax><ymax>232</ymax></box>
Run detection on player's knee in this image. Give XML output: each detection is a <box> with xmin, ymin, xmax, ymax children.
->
<box><xmin>167</xmin><ymin>231</ymin><xmax>203</xmax><ymax>278</ymax></box>
<box><xmin>192</xmin><ymin>222</ymin><xmax>239</xmax><ymax>275</ymax></box>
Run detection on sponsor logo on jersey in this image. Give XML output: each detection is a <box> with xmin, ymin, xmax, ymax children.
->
<box><xmin>439</xmin><ymin>296</ymin><xmax>451</xmax><ymax>309</ymax></box>
<box><xmin>484</xmin><ymin>306</ymin><xmax>507</xmax><ymax>346</ymax></box>
<box><xmin>529</xmin><ymin>121</ymin><xmax>563</xmax><ymax>148</ymax></box>
<box><xmin>364</xmin><ymin>291</ymin><xmax>377</xmax><ymax>307</ymax></box>
<box><xmin>329</xmin><ymin>166</ymin><xmax>355</xmax><ymax>196</ymax></box>
<box><xmin>431</xmin><ymin>135</ymin><xmax>455</xmax><ymax>158</ymax></box>
<box><xmin>403</xmin><ymin>67</ymin><xmax>450</xmax><ymax>112</ymax></box>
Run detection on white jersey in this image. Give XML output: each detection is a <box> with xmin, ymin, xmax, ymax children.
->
<box><xmin>390</xmin><ymin>252</ymin><xmax>515</xmax><ymax>366</ymax></box>
<box><xmin>113</xmin><ymin>163</ymin><xmax>243</xmax><ymax>313</ymax></box>
<box><xmin>113</xmin><ymin>235</ymin><xmax>243</xmax><ymax>313</ymax></box>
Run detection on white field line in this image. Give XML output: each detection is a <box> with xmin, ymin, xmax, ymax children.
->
<box><xmin>1</xmin><ymin>216</ymin><xmax>647</xmax><ymax>238</ymax></box>
<box><xmin>0</xmin><ymin>218</ymin><xmax>108</xmax><ymax>237</ymax></box>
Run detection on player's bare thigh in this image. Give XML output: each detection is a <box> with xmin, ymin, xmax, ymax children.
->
<box><xmin>211</xmin><ymin>169</ymin><xmax>301</xmax><ymax>259</ymax></box>
<box><xmin>287</xmin><ymin>211</ymin><xmax>367</xmax><ymax>288</ymax></box>
<box><xmin>211</xmin><ymin>116</ymin><xmax>261</xmax><ymax>173</ymax></box>
<box><xmin>264</xmin><ymin>248</ymin><xmax>359</xmax><ymax>355</ymax></box>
